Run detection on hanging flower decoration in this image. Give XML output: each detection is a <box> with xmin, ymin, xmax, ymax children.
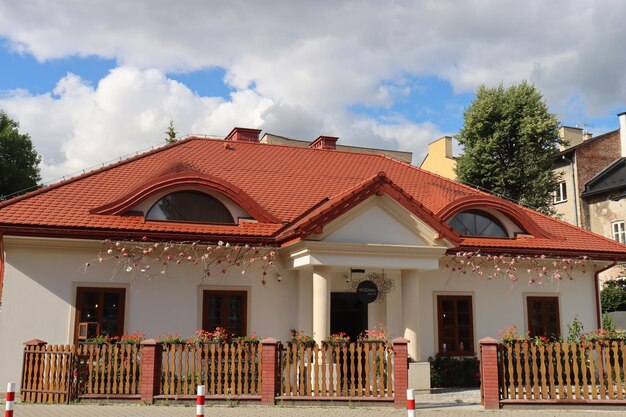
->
<box><xmin>444</xmin><ymin>251</ymin><xmax>594</xmax><ymax>284</ymax></box>
<box><xmin>88</xmin><ymin>237</ymin><xmax>278</xmax><ymax>285</ymax></box>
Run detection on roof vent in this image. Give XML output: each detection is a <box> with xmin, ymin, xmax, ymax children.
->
<box><xmin>225</xmin><ymin>127</ymin><xmax>262</xmax><ymax>143</ymax></box>
<box><xmin>309</xmin><ymin>135</ymin><xmax>338</xmax><ymax>150</ymax></box>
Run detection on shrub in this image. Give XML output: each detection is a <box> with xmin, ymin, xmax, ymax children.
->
<box><xmin>429</xmin><ymin>355</ymin><xmax>480</xmax><ymax>387</ymax></box>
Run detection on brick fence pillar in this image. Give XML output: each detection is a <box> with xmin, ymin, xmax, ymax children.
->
<box><xmin>140</xmin><ymin>339</ymin><xmax>162</xmax><ymax>403</ymax></box>
<box><xmin>392</xmin><ymin>337</ymin><xmax>409</xmax><ymax>408</ymax></box>
<box><xmin>479</xmin><ymin>337</ymin><xmax>500</xmax><ymax>410</ymax></box>
<box><xmin>260</xmin><ymin>337</ymin><xmax>279</xmax><ymax>405</ymax></box>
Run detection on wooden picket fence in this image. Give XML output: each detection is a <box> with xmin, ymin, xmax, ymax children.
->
<box><xmin>160</xmin><ymin>342</ymin><xmax>262</xmax><ymax>397</ymax></box>
<box><xmin>500</xmin><ymin>341</ymin><xmax>626</xmax><ymax>402</ymax></box>
<box><xmin>21</xmin><ymin>344</ymin><xmax>74</xmax><ymax>403</ymax></box>
<box><xmin>75</xmin><ymin>343</ymin><xmax>141</xmax><ymax>397</ymax></box>
<box><xmin>21</xmin><ymin>343</ymin><xmax>142</xmax><ymax>403</ymax></box>
<box><xmin>279</xmin><ymin>342</ymin><xmax>394</xmax><ymax>399</ymax></box>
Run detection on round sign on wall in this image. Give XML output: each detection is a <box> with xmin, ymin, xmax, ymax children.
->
<box><xmin>356</xmin><ymin>280</ymin><xmax>379</xmax><ymax>304</ymax></box>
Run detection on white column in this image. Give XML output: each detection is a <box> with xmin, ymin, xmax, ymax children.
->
<box><xmin>297</xmin><ymin>269</ymin><xmax>313</xmax><ymax>336</ymax></box>
<box><xmin>312</xmin><ymin>266</ymin><xmax>331</xmax><ymax>342</ymax></box>
<box><xmin>385</xmin><ymin>270</ymin><xmax>403</xmax><ymax>338</ymax></box>
<box><xmin>402</xmin><ymin>269</ymin><xmax>420</xmax><ymax>361</ymax></box>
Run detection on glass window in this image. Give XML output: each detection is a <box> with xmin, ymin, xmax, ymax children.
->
<box><xmin>437</xmin><ymin>295</ymin><xmax>474</xmax><ymax>356</ymax></box>
<box><xmin>202</xmin><ymin>290</ymin><xmax>247</xmax><ymax>336</ymax></box>
<box><xmin>448</xmin><ymin>210</ymin><xmax>508</xmax><ymax>237</ymax></box>
<box><xmin>146</xmin><ymin>191</ymin><xmax>234</xmax><ymax>224</ymax></box>
<box><xmin>613</xmin><ymin>221</ymin><xmax>626</xmax><ymax>244</ymax></box>
<box><xmin>75</xmin><ymin>287</ymin><xmax>125</xmax><ymax>342</ymax></box>
<box><xmin>554</xmin><ymin>181</ymin><xmax>567</xmax><ymax>203</ymax></box>
<box><xmin>527</xmin><ymin>296</ymin><xmax>560</xmax><ymax>338</ymax></box>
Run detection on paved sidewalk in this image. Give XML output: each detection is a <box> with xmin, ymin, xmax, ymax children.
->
<box><xmin>5</xmin><ymin>389</ymin><xmax>626</xmax><ymax>416</ymax></box>
<box><xmin>9</xmin><ymin>403</ymin><xmax>626</xmax><ymax>417</ymax></box>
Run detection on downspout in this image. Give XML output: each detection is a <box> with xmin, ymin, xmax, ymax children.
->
<box><xmin>594</xmin><ymin>259</ymin><xmax>617</xmax><ymax>329</ymax></box>
<box><xmin>561</xmin><ymin>155</ymin><xmax>579</xmax><ymax>227</ymax></box>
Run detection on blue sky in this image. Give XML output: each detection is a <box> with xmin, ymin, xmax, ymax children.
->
<box><xmin>0</xmin><ymin>1</ymin><xmax>625</xmax><ymax>182</ymax></box>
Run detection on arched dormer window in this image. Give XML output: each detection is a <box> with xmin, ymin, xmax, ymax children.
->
<box><xmin>448</xmin><ymin>210</ymin><xmax>508</xmax><ymax>238</ymax></box>
<box><xmin>146</xmin><ymin>191</ymin><xmax>235</xmax><ymax>224</ymax></box>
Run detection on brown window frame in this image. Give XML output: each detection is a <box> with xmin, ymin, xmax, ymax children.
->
<box><xmin>527</xmin><ymin>296</ymin><xmax>560</xmax><ymax>338</ymax></box>
<box><xmin>437</xmin><ymin>295</ymin><xmax>474</xmax><ymax>356</ymax></box>
<box><xmin>201</xmin><ymin>290</ymin><xmax>248</xmax><ymax>337</ymax></box>
<box><xmin>74</xmin><ymin>287</ymin><xmax>126</xmax><ymax>343</ymax></box>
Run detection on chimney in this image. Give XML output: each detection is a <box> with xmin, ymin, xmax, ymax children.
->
<box><xmin>309</xmin><ymin>135</ymin><xmax>338</xmax><ymax>150</ymax></box>
<box><xmin>559</xmin><ymin>126</ymin><xmax>584</xmax><ymax>150</ymax></box>
<box><xmin>583</xmin><ymin>131</ymin><xmax>593</xmax><ymax>141</ymax></box>
<box><xmin>225</xmin><ymin>127</ymin><xmax>262</xmax><ymax>142</ymax></box>
<box><xmin>442</xmin><ymin>136</ymin><xmax>453</xmax><ymax>159</ymax></box>
<box><xmin>617</xmin><ymin>111</ymin><xmax>626</xmax><ymax>158</ymax></box>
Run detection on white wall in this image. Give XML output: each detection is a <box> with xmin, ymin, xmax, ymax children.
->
<box><xmin>417</xmin><ymin>260</ymin><xmax>596</xmax><ymax>361</ymax></box>
<box><xmin>0</xmin><ymin>239</ymin><xmax>298</xmax><ymax>387</ymax></box>
<box><xmin>0</xmin><ymin>237</ymin><xmax>602</xmax><ymax>389</ymax></box>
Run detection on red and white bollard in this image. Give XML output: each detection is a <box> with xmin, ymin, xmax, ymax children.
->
<box><xmin>196</xmin><ymin>385</ymin><xmax>205</xmax><ymax>417</ymax></box>
<box><xmin>406</xmin><ymin>388</ymin><xmax>415</xmax><ymax>417</ymax></box>
<box><xmin>5</xmin><ymin>383</ymin><xmax>15</xmax><ymax>417</ymax></box>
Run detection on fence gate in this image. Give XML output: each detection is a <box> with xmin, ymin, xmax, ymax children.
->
<box><xmin>21</xmin><ymin>344</ymin><xmax>74</xmax><ymax>403</ymax></box>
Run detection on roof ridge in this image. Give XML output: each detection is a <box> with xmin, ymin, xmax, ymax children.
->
<box><xmin>224</xmin><ymin>134</ymin><xmax>410</xmax><ymax>160</ymax></box>
<box><xmin>0</xmin><ymin>137</ymin><xmax>203</xmax><ymax>210</ymax></box>
<box><xmin>375</xmin><ymin>152</ymin><xmax>498</xmax><ymax>199</ymax></box>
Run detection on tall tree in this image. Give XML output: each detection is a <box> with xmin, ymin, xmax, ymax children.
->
<box><xmin>455</xmin><ymin>81</ymin><xmax>561</xmax><ymax>214</ymax></box>
<box><xmin>0</xmin><ymin>110</ymin><xmax>41</xmax><ymax>199</ymax></box>
<box><xmin>165</xmin><ymin>119</ymin><xmax>178</xmax><ymax>144</ymax></box>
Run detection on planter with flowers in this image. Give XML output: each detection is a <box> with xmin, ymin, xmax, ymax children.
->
<box><xmin>157</xmin><ymin>332</ymin><xmax>188</xmax><ymax>345</ymax></box>
<box><xmin>118</xmin><ymin>330</ymin><xmax>146</xmax><ymax>345</ymax></box>
<box><xmin>357</xmin><ymin>323</ymin><xmax>390</xmax><ymax>344</ymax></box>
<box><xmin>82</xmin><ymin>334</ymin><xmax>118</xmax><ymax>345</ymax></box>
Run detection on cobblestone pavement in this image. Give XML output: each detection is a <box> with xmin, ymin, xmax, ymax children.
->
<box><xmin>4</xmin><ymin>389</ymin><xmax>626</xmax><ymax>416</ymax></box>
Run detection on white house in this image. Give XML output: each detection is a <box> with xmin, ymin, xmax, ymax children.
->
<box><xmin>1</xmin><ymin>127</ymin><xmax>625</xmax><ymax>388</ymax></box>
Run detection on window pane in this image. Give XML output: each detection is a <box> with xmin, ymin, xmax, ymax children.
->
<box><xmin>448</xmin><ymin>210</ymin><xmax>507</xmax><ymax>237</ymax></box>
<box><xmin>147</xmin><ymin>191</ymin><xmax>234</xmax><ymax>223</ymax></box>
<box><xmin>101</xmin><ymin>292</ymin><xmax>122</xmax><ymax>335</ymax></box>
<box><xmin>79</xmin><ymin>291</ymin><xmax>99</xmax><ymax>322</ymax></box>
<box><xmin>203</xmin><ymin>291</ymin><xmax>246</xmax><ymax>336</ymax></box>
<box><xmin>527</xmin><ymin>297</ymin><xmax>559</xmax><ymax>338</ymax></box>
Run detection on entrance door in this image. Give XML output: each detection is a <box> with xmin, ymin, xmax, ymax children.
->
<box><xmin>330</xmin><ymin>292</ymin><xmax>368</xmax><ymax>341</ymax></box>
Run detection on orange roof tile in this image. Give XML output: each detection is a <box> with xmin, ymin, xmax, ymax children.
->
<box><xmin>1</xmin><ymin>136</ymin><xmax>625</xmax><ymax>259</ymax></box>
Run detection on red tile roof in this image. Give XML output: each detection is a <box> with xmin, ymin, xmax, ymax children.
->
<box><xmin>1</xmin><ymin>136</ymin><xmax>626</xmax><ymax>259</ymax></box>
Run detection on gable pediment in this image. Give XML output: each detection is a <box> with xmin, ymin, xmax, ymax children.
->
<box><xmin>310</xmin><ymin>195</ymin><xmax>451</xmax><ymax>248</ymax></box>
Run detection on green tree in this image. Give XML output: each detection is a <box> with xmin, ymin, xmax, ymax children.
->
<box><xmin>455</xmin><ymin>81</ymin><xmax>562</xmax><ymax>213</ymax></box>
<box><xmin>165</xmin><ymin>119</ymin><xmax>178</xmax><ymax>144</ymax></box>
<box><xmin>0</xmin><ymin>110</ymin><xmax>41</xmax><ymax>198</ymax></box>
<box><xmin>600</xmin><ymin>278</ymin><xmax>626</xmax><ymax>313</ymax></box>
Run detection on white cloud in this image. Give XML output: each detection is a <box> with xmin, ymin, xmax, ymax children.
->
<box><xmin>1</xmin><ymin>67</ymin><xmax>441</xmax><ymax>181</ymax></box>
<box><xmin>0</xmin><ymin>0</ymin><xmax>625</xmax><ymax>181</ymax></box>
<box><xmin>1</xmin><ymin>0</ymin><xmax>624</xmax><ymax>114</ymax></box>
